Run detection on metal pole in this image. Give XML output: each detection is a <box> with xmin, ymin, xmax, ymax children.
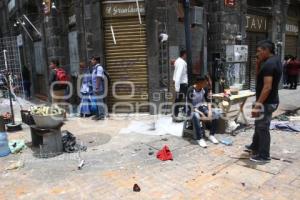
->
<box><xmin>183</xmin><ymin>0</ymin><xmax>193</xmax><ymax>85</ymax></box>
<box><xmin>3</xmin><ymin>50</ymin><xmax>15</xmax><ymax>124</ymax></box>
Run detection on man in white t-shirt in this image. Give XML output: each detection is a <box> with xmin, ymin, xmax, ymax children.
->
<box><xmin>91</xmin><ymin>56</ymin><xmax>106</xmax><ymax>120</ymax></box>
<box><xmin>172</xmin><ymin>50</ymin><xmax>188</xmax><ymax>122</ymax></box>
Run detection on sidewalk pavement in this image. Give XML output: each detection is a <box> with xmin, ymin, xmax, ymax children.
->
<box><xmin>0</xmin><ymin>88</ymin><xmax>299</xmax><ymax>199</ymax></box>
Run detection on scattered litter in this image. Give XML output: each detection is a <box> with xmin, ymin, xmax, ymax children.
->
<box><xmin>272</xmin><ymin>123</ymin><xmax>300</xmax><ymax>132</ymax></box>
<box><xmin>156</xmin><ymin>145</ymin><xmax>173</xmax><ymax>161</ymax></box>
<box><xmin>5</xmin><ymin>160</ymin><xmax>24</xmax><ymax>170</ymax></box>
<box><xmin>289</xmin><ymin>116</ymin><xmax>300</xmax><ymax>121</ymax></box>
<box><xmin>133</xmin><ymin>183</ymin><xmax>141</xmax><ymax>192</ymax></box>
<box><xmin>219</xmin><ymin>138</ymin><xmax>233</xmax><ymax>146</ymax></box>
<box><xmin>62</xmin><ymin>131</ymin><xmax>87</xmax><ymax>153</ymax></box>
<box><xmin>119</xmin><ymin>116</ymin><xmax>184</xmax><ymax>137</ymax></box>
<box><xmin>275</xmin><ymin>115</ymin><xmax>289</xmax><ymax>121</ymax></box>
<box><xmin>9</xmin><ymin>140</ymin><xmax>26</xmax><ymax>154</ymax></box>
<box><xmin>78</xmin><ymin>160</ymin><xmax>85</xmax><ymax>170</ymax></box>
<box><xmin>225</xmin><ymin>120</ymin><xmax>240</xmax><ymax>133</ymax></box>
<box><xmin>283</xmin><ymin>149</ymin><xmax>296</xmax><ymax>154</ymax></box>
<box><xmin>271</xmin><ymin>156</ymin><xmax>293</xmax><ymax>164</ymax></box>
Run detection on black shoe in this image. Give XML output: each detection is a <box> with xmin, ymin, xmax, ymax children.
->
<box><xmin>250</xmin><ymin>155</ymin><xmax>271</xmax><ymax>163</ymax></box>
<box><xmin>244</xmin><ymin>145</ymin><xmax>258</xmax><ymax>155</ymax></box>
<box><xmin>244</xmin><ymin>145</ymin><xmax>253</xmax><ymax>152</ymax></box>
<box><xmin>93</xmin><ymin>116</ymin><xmax>104</xmax><ymax>121</ymax></box>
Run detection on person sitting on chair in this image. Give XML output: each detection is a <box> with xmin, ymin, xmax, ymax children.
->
<box><xmin>186</xmin><ymin>76</ymin><xmax>220</xmax><ymax>148</ymax></box>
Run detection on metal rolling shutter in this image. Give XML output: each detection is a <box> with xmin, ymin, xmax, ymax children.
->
<box><xmin>245</xmin><ymin>32</ymin><xmax>267</xmax><ymax>90</ymax></box>
<box><xmin>103</xmin><ymin>17</ymin><xmax>149</xmax><ymax>112</ymax></box>
<box><xmin>285</xmin><ymin>35</ymin><xmax>298</xmax><ymax>57</ymax></box>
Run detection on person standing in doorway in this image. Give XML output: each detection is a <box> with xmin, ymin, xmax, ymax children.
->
<box><xmin>245</xmin><ymin>40</ymin><xmax>282</xmax><ymax>163</ymax></box>
<box><xmin>286</xmin><ymin>56</ymin><xmax>300</xmax><ymax>89</ymax></box>
<box><xmin>172</xmin><ymin>50</ymin><xmax>188</xmax><ymax>122</ymax></box>
<box><xmin>48</xmin><ymin>59</ymin><xmax>68</xmax><ymax>104</ymax></box>
<box><xmin>91</xmin><ymin>56</ymin><xmax>106</xmax><ymax>121</ymax></box>
<box><xmin>22</xmin><ymin>65</ymin><xmax>31</xmax><ymax>99</ymax></box>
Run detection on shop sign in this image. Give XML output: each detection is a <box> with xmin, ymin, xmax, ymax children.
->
<box><xmin>17</xmin><ymin>34</ymin><xmax>23</xmax><ymax>47</ymax></box>
<box><xmin>246</xmin><ymin>14</ymin><xmax>268</xmax><ymax>32</ymax></box>
<box><xmin>286</xmin><ymin>20</ymin><xmax>299</xmax><ymax>36</ymax></box>
<box><xmin>103</xmin><ymin>1</ymin><xmax>145</xmax><ymax>18</ymax></box>
<box><xmin>69</xmin><ymin>15</ymin><xmax>76</xmax><ymax>26</ymax></box>
<box><xmin>224</xmin><ymin>0</ymin><xmax>235</xmax><ymax>7</ymax></box>
<box><xmin>8</xmin><ymin>0</ymin><xmax>15</xmax><ymax>12</ymax></box>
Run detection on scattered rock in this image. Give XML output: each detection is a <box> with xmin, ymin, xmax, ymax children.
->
<box><xmin>148</xmin><ymin>151</ymin><xmax>154</xmax><ymax>156</ymax></box>
<box><xmin>161</xmin><ymin>138</ymin><xmax>168</xmax><ymax>141</ymax></box>
<box><xmin>133</xmin><ymin>184</ymin><xmax>141</xmax><ymax>192</ymax></box>
<box><xmin>5</xmin><ymin>160</ymin><xmax>24</xmax><ymax>170</ymax></box>
<box><xmin>212</xmin><ymin>173</ymin><xmax>216</xmax><ymax>176</ymax></box>
<box><xmin>241</xmin><ymin>182</ymin><xmax>245</xmax><ymax>187</ymax></box>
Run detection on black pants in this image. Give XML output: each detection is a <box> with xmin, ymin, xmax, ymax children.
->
<box><xmin>250</xmin><ymin>104</ymin><xmax>278</xmax><ymax>159</ymax></box>
<box><xmin>288</xmin><ymin>75</ymin><xmax>298</xmax><ymax>89</ymax></box>
<box><xmin>173</xmin><ymin>83</ymin><xmax>188</xmax><ymax>117</ymax></box>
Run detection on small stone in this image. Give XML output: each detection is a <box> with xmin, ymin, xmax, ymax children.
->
<box><xmin>148</xmin><ymin>152</ymin><xmax>154</xmax><ymax>155</ymax></box>
<box><xmin>161</xmin><ymin>138</ymin><xmax>168</xmax><ymax>141</ymax></box>
<box><xmin>241</xmin><ymin>182</ymin><xmax>245</xmax><ymax>187</ymax></box>
<box><xmin>212</xmin><ymin>173</ymin><xmax>216</xmax><ymax>176</ymax></box>
<box><xmin>133</xmin><ymin>184</ymin><xmax>141</xmax><ymax>192</ymax></box>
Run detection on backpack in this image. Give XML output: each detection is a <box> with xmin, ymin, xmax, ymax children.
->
<box><xmin>55</xmin><ymin>68</ymin><xmax>70</xmax><ymax>82</ymax></box>
<box><xmin>95</xmin><ymin>64</ymin><xmax>110</xmax><ymax>85</ymax></box>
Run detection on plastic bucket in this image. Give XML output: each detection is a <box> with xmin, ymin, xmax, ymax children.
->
<box><xmin>0</xmin><ymin>132</ymin><xmax>10</xmax><ymax>157</ymax></box>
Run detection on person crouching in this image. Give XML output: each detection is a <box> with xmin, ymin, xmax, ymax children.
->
<box><xmin>186</xmin><ymin>76</ymin><xmax>220</xmax><ymax>148</ymax></box>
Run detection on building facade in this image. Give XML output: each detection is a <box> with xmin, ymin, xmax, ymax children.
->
<box><xmin>0</xmin><ymin>0</ymin><xmax>299</xmax><ymax>113</ymax></box>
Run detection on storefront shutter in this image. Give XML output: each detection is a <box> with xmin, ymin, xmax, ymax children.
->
<box><xmin>103</xmin><ymin>17</ymin><xmax>149</xmax><ymax>112</ymax></box>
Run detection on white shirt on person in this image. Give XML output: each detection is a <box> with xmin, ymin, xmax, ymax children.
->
<box><xmin>173</xmin><ymin>57</ymin><xmax>188</xmax><ymax>92</ymax></box>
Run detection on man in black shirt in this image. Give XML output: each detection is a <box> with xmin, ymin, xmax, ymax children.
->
<box><xmin>246</xmin><ymin>40</ymin><xmax>282</xmax><ymax>163</ymax></box>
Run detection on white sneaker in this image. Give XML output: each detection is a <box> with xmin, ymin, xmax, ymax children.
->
<box><xmin>198</xmin><ymin>139</ymin><xmax>208</xmax><ymax>148</ymax></box>
<box><xmin>208</xmin><ymin>135</ymin><xmax>219</xmax><ymax>144</ymax></box>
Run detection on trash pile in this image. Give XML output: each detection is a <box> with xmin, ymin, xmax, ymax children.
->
<box><xmin>62</xmin><ymin>131</ymin><xmax>87</xmax><ymax>153</ymax></box>
<box><xmin>271</xmin><ymin>110</ymin><xmax>300</xmax><ymax>133</ymax></box>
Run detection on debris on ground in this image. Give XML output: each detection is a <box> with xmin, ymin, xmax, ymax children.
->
<box><xmin>62</xmin><ymin>131</ymin><xmax>87</xmax><ymax>153</ymax></box>
<box><xmin>241</xmin><ymin>182</ymin><xmax>246</xmax><ymax>187</ymax></box>
<box><xmin>225</xmin><ymin>120</ymin><xmax>240</xmax><ymax>133</ymax></box>
<box><xmin>133</xmin><ymin>184</ymin><xmax>141</xmax><ymax>192</ymax></box>
<box><xmin>148</xmin><ymin>151</ymin><xmax>154</xmax><ymax>156</ymax></box>
<box><xmin>8</xmin><ymin>140</ymin><xmax>26</xmax><ymax>154</ymax></box>
<box><xmin>270</xmin><ymin>121</ymin><xmax>300</xmax><ymax>132</ymax></box>
<box><xmin>5</xmin><ymin>160</ymin><xmax>24</xmax><ymax>170</ymax></box>
<box><xmin>78</xmin><ymin>160</ymin><xmax>85</xmax><ymax>170</ymax></box>
<box><xmin>219</xmin><ymin>138</ymin><xmax>233</xmax><ymax>146</ymax></box>
<box><xmin>156</xmin><ymin>145</ymin><xmax>173</xmax><ymax>161</ymax></box>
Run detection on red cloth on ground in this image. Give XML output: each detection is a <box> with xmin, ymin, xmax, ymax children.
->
<box><xmin>156</xmin><ymin>145</ymin><xmax>173</xmax><ymax>161</ymax></box>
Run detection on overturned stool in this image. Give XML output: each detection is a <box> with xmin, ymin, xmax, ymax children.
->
<box><xmin>30</xmin><ymin>123</ymin><xmax>64</xmax><ymax>158</ymax></box>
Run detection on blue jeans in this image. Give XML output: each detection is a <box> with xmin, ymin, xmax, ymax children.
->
<box><xmin>250</xmin><ymin>104</ymin><xmax>278</xmax><ymax>158</ymax></box>
<box><xmin>192</xmin><ymin>106</ymin><xmax>220</xmax><ymax>140</ymax></box>
<box><xmin>93</xmin><ymin>91</ymin><xmax>105</xmax><ymax>117</ymax></box>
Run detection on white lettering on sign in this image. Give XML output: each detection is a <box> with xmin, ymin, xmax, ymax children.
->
<box><xmin>286</xmin><ymin>24</ymin><xmax>299</xmax><ymax>33</ymax></box>
<box><xmin>104</xmin><ymin>4</ymin><xmax>145</xmax><ymax>17</ymax></box>
<box><xmin>245</xmin><ymin>14</ymin><xmax>267</xmax><ymax>32</ymax></box>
